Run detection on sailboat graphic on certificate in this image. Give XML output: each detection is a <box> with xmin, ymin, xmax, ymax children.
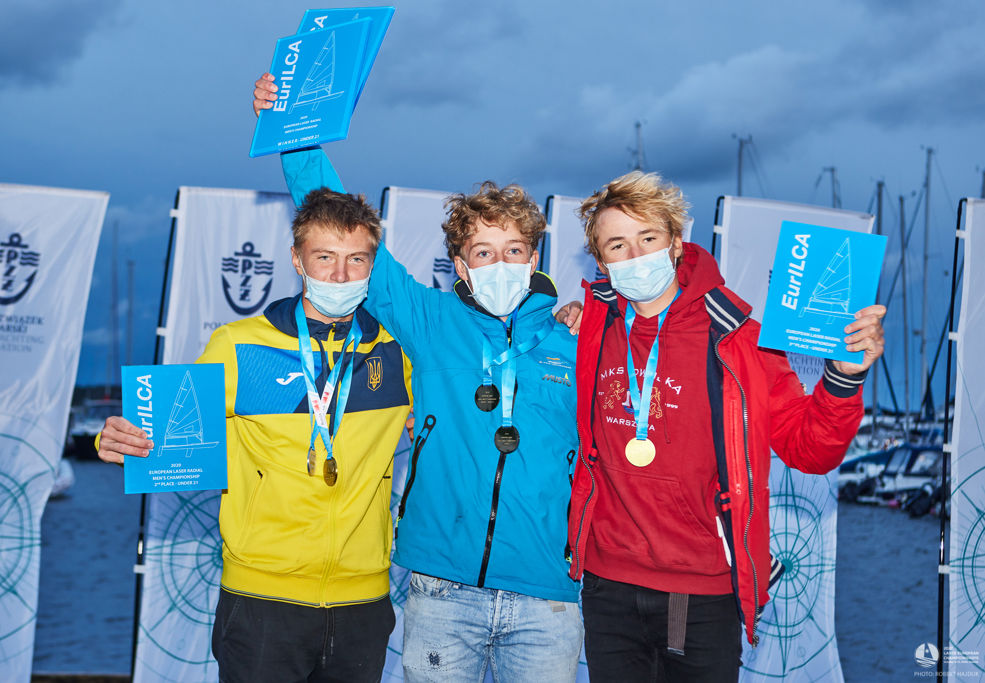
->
<box><xmin>800</xmin><ymin>238</ymin><xmax>854</xmax><ymax>321</ymax></box>
<box><xmin>290</xmin><ymin>32</ymin><xmax>345</xmax><ymax>112</ymax></box>
<box><xmin>158</xmin><ymin>371</ymin><xmax>219</xmax><ymax>457</ymax></box>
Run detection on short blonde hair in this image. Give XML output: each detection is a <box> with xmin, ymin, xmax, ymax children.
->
<box><xmin>442</xmin><ymin>181</ymin><xmax>546</xmax><ymax>259</ymax></box>
<box><xmin>580</xmin><ymin>171</ymin><xmax>690</xmax><ymax>261</ymax></box>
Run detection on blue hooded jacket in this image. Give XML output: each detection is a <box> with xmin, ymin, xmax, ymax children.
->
<box><xmin>283</xmin><ymin>147</ymin><xmax>580</xmax><ymax>602</ymax></box>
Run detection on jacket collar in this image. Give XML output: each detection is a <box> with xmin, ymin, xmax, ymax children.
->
<box><xmin>703</xmin><ymin>288</ymin><xmax>748</xmax><ymax>335</ymax></box>
<box><xmin>263</xmin><ymin>294</ymin><xmax>381</xmax><ymax>341</ymax></box>
<box><xmin>587</xmin><ymin>242</ymin><xmax>752</xmax><ymax>334</ymax></box>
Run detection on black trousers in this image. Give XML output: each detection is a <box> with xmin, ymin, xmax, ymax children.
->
<box><xmin>212</xmin><ymin>588</ymin><xmax>395</xmax><ymax>683</ymax></box>
<box><xmin>581</xmin><ymin>571</ymin><xmax>742</xmax><ymax>682</ymax></box>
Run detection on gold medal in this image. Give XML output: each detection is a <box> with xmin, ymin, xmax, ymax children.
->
<box><xmin>625</xmin><ymin>438</ymin><xmax>655</xmax><ymax>467</ymax></box>
<box><xmin>323</xmin><ymin>458</ymin><xmax>338</xmax><ymax>486</ymax></box>
<box><xmin>307</xmin><ymin>447</ymin><xmax>317</xmax><ymax>476</ymax></box>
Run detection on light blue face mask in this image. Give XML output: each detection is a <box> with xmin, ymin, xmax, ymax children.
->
<box><xmin>606</xmin><ymin>247</ymin><xmax>676</xmax><ymax>303</ymax></box>
<box><xmin>465</xmin><ymin>260</ymin><xmax>532</xmax><ymax>317</ymax></box>
<box><xmin>299</xmin><ymin>262</ymin><xmax>369</xmax><ymax>318</ymax></box>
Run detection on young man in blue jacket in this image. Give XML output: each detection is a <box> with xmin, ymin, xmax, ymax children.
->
<box><xmin>255</xmin><ymin>74</ymin><xmax>584</xmax><ymax>682</ymax></box>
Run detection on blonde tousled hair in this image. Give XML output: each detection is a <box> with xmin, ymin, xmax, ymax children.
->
<box><xmin>580</xmin><ymin>171</ymin><xmax>690</xmax><ymax>261</ymax></box>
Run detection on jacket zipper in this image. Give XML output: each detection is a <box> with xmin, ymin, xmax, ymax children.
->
<box><xmin>475</xmin><ymin>318</ymin><xmax>515</xmax><ymax>586</ymax></box>
<box><xmin>714</xmin><ymin>327</ymin><xmax>760</xmax><ymax>646</ymax></box>
<box><xmin>571</xmin><ymin>313</ymin><xmax>610</xmax><ymax>577</ymax></box>
<box><xmin>476</xmin><ymin>452</ymin><xmax>508</xmax><ymax>587</ymax></box>
<box><xmin>570</xmin><ymin>440</ymin><xmax>596</xmax><ymax>577</ymax></box>
<box><xmin>394</xmin><ymin>415</ymin><xmax>436</xmax><ymax>538</ymax></box>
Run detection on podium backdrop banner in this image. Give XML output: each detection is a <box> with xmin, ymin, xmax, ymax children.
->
<box><xmin>135</xmin><ymin>187</ymin><xmax>298</xmax><ymax>682</ymax></box>
<box><xmin>544</xmin><ymin>194</ymin><xmax>692</xmax><ymax>312</ymax></box>
<box><xmin>0</xmin><ymin>184</ymin><xmax>107</xmax><ymax>682</ymax></box>
<box><xmin>380</xmin><ymin>186</ymin><xmax>454</xmax><ymax>290</ymax></box>
<box><xmin>160</xmin><ymin>187</ymin><xmax>300</xmax><ymax>365</ymax></box>
<box><xmin>949</xmin><ymin>198</ymin><xmax>985</xmax><ymax>675</ymax></box>
<box><xmin>718</xmin><ymin>197</ymin><xmax>873</xmax><ymax>682</ymax></box>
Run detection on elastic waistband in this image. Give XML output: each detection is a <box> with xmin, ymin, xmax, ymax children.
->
<box><xmin>222</xmin><ymin>560</ymin><xmax>389</xmax><ymax>608</ymax></box>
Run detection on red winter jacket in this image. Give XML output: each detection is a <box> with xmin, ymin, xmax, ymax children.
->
<box><xmin>567</xmin><ymin>243</ymin><xmax>864</xmax><ymax>645</ymax></box>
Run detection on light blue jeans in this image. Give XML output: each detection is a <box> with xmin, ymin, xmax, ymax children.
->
<box><xmin>402</xmin><ymin>572</ymin><xmax>583</xmax><ymax>682</ymax></box>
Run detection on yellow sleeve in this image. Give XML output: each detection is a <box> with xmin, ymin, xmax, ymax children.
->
<box><xmin>196</xmin><ymin>324</ymin><xmax>238</xmax><ymax>418</ymax></box>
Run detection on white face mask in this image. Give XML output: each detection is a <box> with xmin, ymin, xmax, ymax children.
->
<box><xmin>299</xmin><ymin>262</ymin><xmax>369</xmax><ymax>318</ymax></box>
<box><xmin>606</xmin><ymin>247</ymin><xmax>676</xmax><ymax>303</ymax></box>
<box><xmin>465</xmin><ymin>260</ymin><xmax>532</xmax><ymax>317</ymax></box>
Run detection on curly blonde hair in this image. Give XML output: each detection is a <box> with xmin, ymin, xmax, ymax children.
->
<box><xmin>442</xmin><ymin>181</ymin><xmax>546</xmax><ymax>259</ymax></box>
<box><xmin>580</xmin><ymin>171</ymin><xmax>690</xmax><ymax>262</ymax></box>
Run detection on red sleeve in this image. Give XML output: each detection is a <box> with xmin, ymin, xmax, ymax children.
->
<box><xmin>764</xmin><ymin>348</ymin><xmax>864</xmax><ymax>474</ymax></box>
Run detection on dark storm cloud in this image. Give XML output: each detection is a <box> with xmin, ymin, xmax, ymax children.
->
<box><xmin>516</xmin><ymin>3</ymin><xmax>985</xmax><ymax>192</ymax></box>
<box><xmin>371</xmin><ymin>0</ymin><xmax>528</xmax><ymax>109</ymax></box>
<box><xmin>0</xmin><ymin>0</ymin><xmax>122</xmax><ymax>86</ymax></box>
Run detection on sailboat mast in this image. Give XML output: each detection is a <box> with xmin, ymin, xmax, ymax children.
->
<box><xmin>900</xmin><ymin>195</ymin><xmax>911</xmax><ymax>430</ymax></box>
<box><xmin>127</xmin><ymin>259</ymin><xmax>134</xmax><ymax>365</ymax></box>
<box><xmin>921</xmin><ymin>147</ymin><xmax>933</xmax><ymax>419</ymax></box>
<box><xmin>105</xmin><ymin>221</ymin><xmax>119</xmax><ymax>398</ymax></box>
<box><xmin>630</xmin><ymin>121</ymin><xmax>647</xmax><ymax>171</ymax></box>
<box><xmin>872</xmin><ymin>180</ymin><xmax>884</xmax><ymax>443</ymax></box>
<box><xmin>735</xmin><ymin>135</ymin><xmax>751</xmax><ymax>196</ymax></box>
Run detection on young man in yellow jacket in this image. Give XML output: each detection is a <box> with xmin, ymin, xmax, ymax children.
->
<box><xmin>97</xmin><ymin>188</ymin><xmax>412</xmax><ymax>682</ymax></box>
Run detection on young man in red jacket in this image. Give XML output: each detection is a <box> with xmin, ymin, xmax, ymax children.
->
<box><xmin>565</xmin><ymin>171</ymin><xmax>885</xmax><ymax>681</ymax></box>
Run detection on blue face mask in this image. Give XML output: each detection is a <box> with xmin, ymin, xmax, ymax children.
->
<box><xmin>465</xmin><ymin>260</ymin><xmax>532</xmax><ymax>317</ymax></box>
<box><xmin>299</xmin><ymin>262</ymin><xmax>369</xmax><ymax>318</ymax></box>
<box><xmin>606</xmin><ymin>247</ymin><xmax>676</xmax><ymax>303</ymax></box>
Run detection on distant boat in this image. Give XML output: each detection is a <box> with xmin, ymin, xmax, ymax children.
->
<box><xmin>159</xmin><ymin>371</ymin><xmax>218</xmax><ymax>456</ymax></box>
<box><xmin>291</xmin><ymin>32</ymin><xmax>345</xmax><ymax>113</ymax></box>
<box><xmin>801</xmin><ymin>237</ymin><xmax>853</xmax><ymax>320</ymax></box>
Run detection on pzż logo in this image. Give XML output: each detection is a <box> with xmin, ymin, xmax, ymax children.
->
<box><xmin>432</xmin><ymin>256</ymin><xmax>454</xmax><ymax>291</ymax></box>
<box><xmin>0</xmin><ymin>233</ymin><xmax>41</xmax><ymax>306</ymax></box>
<box><xmin>221</xmin><ymin>242</ymin><xmax>275</xmax><ymax>315</ymax></box>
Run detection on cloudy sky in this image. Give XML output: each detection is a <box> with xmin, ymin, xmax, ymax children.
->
<box><xmin>2</xmin><ymin>0</ymin><xmax>983</xmax><ymax>407</ymax></box>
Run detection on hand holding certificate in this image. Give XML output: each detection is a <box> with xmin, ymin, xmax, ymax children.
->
<box><xmin>122</xmin><ymin>363</ymin><xmax>227</xmax><ymax>494</ymax></box>
<box><xmin>759</xmin><ymin>221</ymin><xmax>887</xmax><ymax>367</ymax></box>
<box><xmin>249</xmin><ymin>7</ymin><xmax>394</xmax><ymax>157</ymax></box>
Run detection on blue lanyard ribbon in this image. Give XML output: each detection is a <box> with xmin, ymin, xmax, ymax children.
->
<box><xmin>295</xmin><ymin>299</ymin><xmax>361</xmax><ymax>462</ymax></box>
<box><xmin>481</xmin><ymin>310</ymin><xmax>553</xmax><ymax>429</ymax></box>
<box><xmin>624</xmin><ymin>293</ymin><xmax>678</xmax><ymax>442</ymax></box>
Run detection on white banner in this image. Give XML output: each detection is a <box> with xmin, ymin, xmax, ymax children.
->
<box><xmin>159</xmin><ymin>187</ymin><xmax>300</xmax><ymax>365</ymax></box>
<box><xmin>948</xmin><ymin>198</ymin><xmax>985</xmax><ymax>676</ymax></box>
<box><xmin>0</xmin><ymin>184</ymin><xmax>107</xmax><ymax>682</ymax></box>
<box><xmin>380</xmin><ymin>186</ymin><xmax>454</xmax><ymax>290</ymax></box>
<box><xmin>544</xmin><ymin>195</ymin><xmax>593</xmax><ymax>309</ymax></box>
<box><xmin>544</xmin><ymin>194</ymin><xmax>694</xmax><ymax>311</ymax></box>
<box><xmin>135</xmin><ymin>187</ymin><xmax>298</xmax><ymax>682</ymax></box>
<box><xmin>718</xmin><ymin>196</ymin><xmax>873</xmax><ymax>682</ymax></box>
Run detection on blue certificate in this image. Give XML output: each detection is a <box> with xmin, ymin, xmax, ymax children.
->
<box><xmin>759</xmin><ymin>221</ymin><xmax>887</xmax><ymax>363</ymax></box>
<box><xmin>250</xmin><ymin>18</ymin><xmax>371</xmax><ymax>157</ymax></box>
<box><xmin>298</xmin><ymin>7</ymin><xmax>394</xmax><ymax>107</ymax></box>
<box><xmin>122</xmin><ymin>363</ymin><xmax>228</xmax><ymax>494</ymax></box>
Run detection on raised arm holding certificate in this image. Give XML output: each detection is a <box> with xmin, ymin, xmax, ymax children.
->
<box><xmin>249</xmin><ymin>7</ymin><xmax>393</xmax><ymax>157</ymax></box>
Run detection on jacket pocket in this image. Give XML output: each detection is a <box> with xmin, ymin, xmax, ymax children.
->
<box><xmin>592</xmin><ymin>475</ymin><xmax>724</xmax><ymax>574</ymax></box>
<box><xmin>234</xmin><ymin>469</ymin><xmax>266</xmax><ymax>549</ymax></box>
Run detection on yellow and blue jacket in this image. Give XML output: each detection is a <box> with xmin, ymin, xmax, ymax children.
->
<box><xmin>199</xmin><ymin>294</ymin><xmax>412</xmax><ymax>607</ymax></box>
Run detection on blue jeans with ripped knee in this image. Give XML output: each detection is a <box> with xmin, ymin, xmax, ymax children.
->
<box><xmin>402</xmin><ymin>572</ymin><xmax>583</xmax><ymax>682</ymax></box>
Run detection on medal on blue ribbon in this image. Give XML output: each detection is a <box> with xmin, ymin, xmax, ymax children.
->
<box><xmin>622</xmin><ymin>294</ymin><xmax>676</xmax><ymax>467</ymax></box>
<box><xmin>477</xmin><ymin>310</ymin><xmax>553</xmax><ymax>454</ymax></box>
<box><xmin>295</xmin><ymin>300</ymin><xmax>361</xmax><ymax>485</ymax></box>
